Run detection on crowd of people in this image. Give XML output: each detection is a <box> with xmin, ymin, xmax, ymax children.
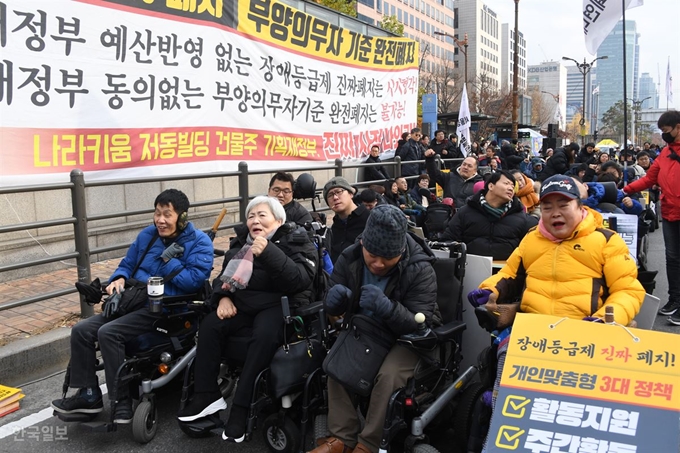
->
<box><xmin>50</xmin><ymin>110</ymin><xmax>680</xmax><ymax>453</ymax></box>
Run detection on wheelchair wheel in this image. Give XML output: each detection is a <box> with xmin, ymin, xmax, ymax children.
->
<box><xmin>453</xmin><ymin>382</ymin><xmax>490</xmax><ymax>452</ymax></box>
<box><xmin>413</xmin><ymin>443</ymin><xmax>440</xmax><ymax>453</ymax></box>
<box><xmin>262</xmin><ymin>414</ymin><xmax>301</xmax><ymax>453</ymax></box>
<box><xmin>132</xmin><ymin>400</ymin><xmax>158</xmax><ymax>444</ymax></box>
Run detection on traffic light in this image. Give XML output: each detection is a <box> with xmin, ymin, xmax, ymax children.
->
<box><xmin>594</xmin><ymin>130</ymin><xmax>598</xmax><ymax>141</ymax></box>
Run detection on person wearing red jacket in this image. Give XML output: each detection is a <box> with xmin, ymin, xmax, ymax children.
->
<box><xmin>623</xmin><ymin>110</ymin><xmax>680</xmax><ymax>325</ymax></box>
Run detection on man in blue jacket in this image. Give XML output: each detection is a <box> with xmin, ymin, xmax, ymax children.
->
<box><xmin>52</xmin><ymin>189</ymin><xmax>213</xmax><ymax>424</ymax></box>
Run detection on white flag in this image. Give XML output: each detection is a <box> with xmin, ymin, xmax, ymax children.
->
<box><xmin>456</xmin><ymin>84</ymin><xmax>471</xmax><ymax>157</ymax></box>
<box><xmin>583</xmin><ymin>0</ymin><xmax>643</xmax><ymax>55</ymax></box>
<box><xmin>592</xmin><ymin>85</ymin><xmax>600</xmax><ymax>95</ymax></box>
<box><xmin>667</xmin><ymin>58</ymin><xmax>674</xmax><ymax>105</ymax></box>
<box><xmin>553</xmin><ymin>105</ymin><xmax>563</xmax><ymax>129</ymax></box>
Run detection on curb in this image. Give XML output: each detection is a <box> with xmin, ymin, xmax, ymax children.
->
<box><xmin>0</xmin><ymin>328</ymin><xmax>72</xmax><ymax>387</ymax></box>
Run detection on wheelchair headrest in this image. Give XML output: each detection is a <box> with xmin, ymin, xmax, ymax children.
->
<box><xmin>294</xmin><ymin>173</ymin><xmax>317</xmax><ymax>199</ymax></box>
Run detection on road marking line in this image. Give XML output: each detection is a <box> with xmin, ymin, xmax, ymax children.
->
<box><xmin>0</xmin><ymin>384</ymin><xmax>108</xmax><ymax>439</ymax></box>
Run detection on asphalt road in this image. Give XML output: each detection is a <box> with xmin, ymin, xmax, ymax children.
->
<box><xmin>0</xmin><ymin>227</ymin><xmax>676</xmax><ymax>453</ymax></box>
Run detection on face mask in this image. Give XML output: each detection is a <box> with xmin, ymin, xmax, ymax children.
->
<box><xmin>661</xmin><ymin>132</ymin><xmax>675</xmax><ymax>144</ymax></box>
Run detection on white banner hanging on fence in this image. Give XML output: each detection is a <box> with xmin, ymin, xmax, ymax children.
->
<box><xmin>0</xmin><ymin>0</ymin><xmax>419</xmax><ymax>187</ymax></box>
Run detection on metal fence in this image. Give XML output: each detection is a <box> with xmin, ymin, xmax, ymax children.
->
<box><xmin>0</xmin><ymin>156</ymin><xmax>448</xmax><ymax>317</ymax></box>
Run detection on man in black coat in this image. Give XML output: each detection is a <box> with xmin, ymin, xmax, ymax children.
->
<box><xmin>310</xmin><ymin>204</ymin><xmax>438</xmax><ymax>453</ymax></box>
<box><xmin>268</xmin><ymin>172</ymin><xmax>313</xmax><ymax>225</ymax></box>
<box><xmin>325</xmin><ymin>177</ymin><xmax>370</xmax><ymax>263</ymax></box>
<box><xmin>442</xmin><ymin>171</ymin><xmax>537</xmax><ymax>260</ymax></box>
<box><xmin>424</xmin><ymin>149</ymin><xmax>483</xmax><ymax>209</ymax></box>
<box><xmin>396</xmin><ymin>127</ymin><xmax>423</xmax><ymax>181</ymax></box>
<box><xmin>430</xmin><ymin>130</ymin><xmax>462</xmax><ymax>168</ymax></box>
<box><xmin>539</xmin><ymin>144</ymin><xmax>577</xmax><ymax>181</ymax></box>
<box><xmin>363</xmin><ymin>145</ymin><xmax>389</xmax><ymax>182</ymax></box>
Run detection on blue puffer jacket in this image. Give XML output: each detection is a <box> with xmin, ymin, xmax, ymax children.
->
<box><xmin>584</xmin><ymin>183</ymin><xmax>643</xmax><ymax>216</ymax></box>
<box><xmin>109</xmin><ymin>223</ymin><xmax>213</xmax><ymax>296</ymax></box>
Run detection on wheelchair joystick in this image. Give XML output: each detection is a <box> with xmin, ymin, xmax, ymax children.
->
<box><xmin>414</xmin><ymin>313</ymin><xmax>430</xmax><ymax>337</ymax></box>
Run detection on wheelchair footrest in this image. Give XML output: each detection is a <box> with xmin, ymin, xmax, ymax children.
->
<box><xmin>80</xmin><ymin>421</ymin><xmax>118</xmax><ymax>433</ymax></box>
<box><xmin>53</xmin><ymin>411</ymin><xmax>97</xmax><ymax>423</ymax></box>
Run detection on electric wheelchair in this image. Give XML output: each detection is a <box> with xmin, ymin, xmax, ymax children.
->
<box><xmin>54</xmin><ymin>283</ymin><xmax>209</xmax><ymax>444</ymax></box>
<box><xmin>311</xmin><ymin>241</ymin><xmax>484</xmax><ymax>453</ymax></box>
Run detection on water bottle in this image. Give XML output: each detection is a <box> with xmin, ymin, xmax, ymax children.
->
<box><xmin>148</xmin><ymin>276</ymin><xmax>164</xmax><ymax>314</ymax></box>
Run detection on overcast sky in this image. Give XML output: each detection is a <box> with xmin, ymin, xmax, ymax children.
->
<box><xmin>488</xmin><ymin>0</ymin><xmax>679</xmax><ymax>110</ymax></box>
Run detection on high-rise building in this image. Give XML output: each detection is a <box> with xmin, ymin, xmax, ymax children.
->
<box><xmin>453</xmin><ymin>0</ymin><xmax>502</xmax><ymax>92</ymax></box>
<box><xmin>527</xmin><ymin>61</ymin><xmax>567</xmax><ymax>129</ymax></box>
<box><xmin>565</xmin><ymin>65</ymin><xmax>593</xmax><ymax>126</ymax></box>
<box><xmin>596</xmin><ymin>20</ymin><xmax>639</xmax><ymax>126</ymax></box>
<box><xmin>356</xmin><ymin>0</ymin><xmax>457</xmax><ymax>76</ymax></box>
<box><xmin>500</xmin><ymin>23</ymin><xmax>527</xmax><ymax>94</ymax></box>
<box><xmin>638</xmin><ymin>73</ymin><xmax>659</xmax><ymax>109</ymax></box>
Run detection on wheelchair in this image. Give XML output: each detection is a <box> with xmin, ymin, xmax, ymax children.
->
<box><xmin>311</xmin><ymin>241</ymin><xmax>483</xmax><ymax>453</ymax></box>
<box><xmin>176</xmin><ymin>296</ymin><xmax>328</xmax><ymax>453</ymax></box>
<box><xmin>53</xmin><ymin>288</ymin><xmax>207</xmax><ymax>444</ymax></box>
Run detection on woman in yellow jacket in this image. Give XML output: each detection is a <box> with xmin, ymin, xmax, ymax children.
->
<box><xmin>472</xmin><ymin>174</ymin><xmax>644</xmax><ymax>326</ymax></box>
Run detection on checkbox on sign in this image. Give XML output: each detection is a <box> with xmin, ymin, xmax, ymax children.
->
<box><xmin>501</xmin><ymin>395</ymin><xmax>531</xmax><ymax>418</ymax></box>
<box><xmin>495</xmin><ymin>425</ymin><xmax>525</xmax><ymax>449</ymax></box>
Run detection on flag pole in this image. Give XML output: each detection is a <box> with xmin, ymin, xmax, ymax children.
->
<box><xmin>621</xmin><ymin>0</ymin><xmax>628</xmax><ymax>149</ymax></box>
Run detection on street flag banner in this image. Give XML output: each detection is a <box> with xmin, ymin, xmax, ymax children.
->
<box><xmin>583</xmin><ymin>0</ymin><xmax>643</xmax><ymax>55</ymax></box>
<box><xmin>666</xmin><ymin>58</ymin><xmax>674</xmax><ymax>106</ymax></box>
<box><xmin>456</xmin><ymin>83</ymin><xmax>471</xmax><ymax>157</ymax></box>
<box><xmin>0</xmin><ymin>0</ymin><xmax>419</xmax><ymax>187</ymax></box>
<box><xmin>553</xmin><ymin>105</ymin><xmax>563</xmax><ymax>130</ymax></box>
<box><xmin>485</xmin><ymin>313</ymin><xmax>680</xmax><ymax>452</ymax></box>
<box><xmin>592</xmin><ymin>85</ymin><xmax>600</xmax><ymax>95</ymax></box>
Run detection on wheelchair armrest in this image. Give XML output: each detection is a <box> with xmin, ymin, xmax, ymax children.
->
<box><xmin>162</xmin><ymin>293</ymin><xmax>203</xmax><ymax>304</ymax></box>
<box><xmin>293</xmin><ymin>301</ymin><xmax>324</xmax><ymax>318</ymax></box>
<box><xmin>433</xmin><ymin>320</ymin><xmax>466</xmax><ymax>340</ymax></box>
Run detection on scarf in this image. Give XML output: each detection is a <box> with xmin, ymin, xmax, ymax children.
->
<box><xmin>480</xmin><ymin>194</ymin><xmax>512</xmax><ymax>219</ymax></box>
<box><xmin>220</xmin><ymin>230</ymin><xmax>276</xmax><ymax>292</ymax></box>
<box><xmin>538</xmin><ymin>208</ymin><xmax>588</xmax><ymax>243</ymax></box>
<box><xmin>516</xmin><ymin>174</ymin><xmax>539</xmax><ymax>212</ymax></box>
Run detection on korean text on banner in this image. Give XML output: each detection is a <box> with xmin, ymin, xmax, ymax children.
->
<box><xmin>486</xmin><ymin>313</ymin><xmax>680</xmax><ymax>452</ymax></box>
<box><xmin>0</xmin><ymin>0</ymin><xmax>419</xmax><ymax>187</ymax></box>
<box><xmin>583</xmin><ymin>0</ymin><xmax>643</xmax><ymax>55</ymax></box>
<box><xmin>456</xmin><ymin>83</ymin><xmax>471</xmax><ymax>157</ymax></box>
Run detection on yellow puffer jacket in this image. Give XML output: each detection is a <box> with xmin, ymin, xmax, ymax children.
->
<box><xmin>480</xmin><ymin>208</ymin><xmax>644</xmax><ymax>325</ymax></box>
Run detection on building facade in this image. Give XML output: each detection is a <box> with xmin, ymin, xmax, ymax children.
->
<box><xmin>500</xmin><ymin>23</ymin><xmax>527</xmax><ymax>94</ymax></box>
<box><xmin>565</xmin><ymin>65</ymin><xmax>593</xmax><ymax>127</ymax></box>
<box><xmin>527</xmin><ymin>61</ymin><xmax>567</xmax><ymax>129</ymax></box>
<box><xmin>638</xmin><ymin>72</ymin><xmax>659</xmax><ymax>110</ymax></box>
<box><xmin>596</xmin><ymin>20</ymin><xmax>639</xmax><ymax>127</ymax></box>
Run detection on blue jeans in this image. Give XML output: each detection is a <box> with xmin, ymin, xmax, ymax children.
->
<box><xmin>662</xmin><ymin>219</ymin><xmax>680</xmax><ymax>301</ymax></box>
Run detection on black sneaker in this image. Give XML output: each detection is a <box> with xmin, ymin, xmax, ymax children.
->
<box><xmin>658</xmin><ymin>299</ymin><xmax>680</xmax><ymax>316</ymax></box>
<box><xmin>51</xmin><ymin>387</ymin><xmax>103</xmax><ymax>414</ymax></box>
<box><xmin>221</xmin><ymin>405</ymin><xmax>248</xmax><ymax>443</ymax></box>
<box><xmin>669</xmin><ymin>310</ymin><xmax>680</xmax><ymax>326</ymax></box>
<box><xmin>113</xmin><ymin>399</ymin><xmax>133</xmax><ymax>424</ymax></box>
<box><xmin>177</xmin><ymin>391</ymin><xmax>227</xmax><ymax>422</ymax></box>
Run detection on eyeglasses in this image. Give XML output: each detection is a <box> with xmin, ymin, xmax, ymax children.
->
<box><xmin>326</xmin><ymin>188</ymin><xmax>346</xmax><ymax>199</ymax></box>
<box><xmin>269</xmin><ymin>187</ymin><xmax>292</xmax><ymax>195</ymax></box>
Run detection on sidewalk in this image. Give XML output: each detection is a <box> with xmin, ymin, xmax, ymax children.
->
<box><xmin>0</xmin><ymin>235</ymin><xmax>232</xmax><ymax>347</ymax></box>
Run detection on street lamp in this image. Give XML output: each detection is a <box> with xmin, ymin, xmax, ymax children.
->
<box><xmin>632</xmin><ymin>96</ymin><xmax>651</xmax><ymax>146</ymax></box>
<box><xmin>511</xmin><ymin>0</ymin><xmax>520</xmax><ymax>141</ymax></box>
<box><xmin>541</xmin><ymin>91</ymin><xmax>560</xmax><ymax>129</ymax></box>
<box><xmin>434</xmin><ymin>31</ymin><xmax>468</xmax><ymax>85</ymax></box>
<box><xmin>562</xmin><ymin>55</ymin><xmax>608</xmax><ymax>146</ymax></box>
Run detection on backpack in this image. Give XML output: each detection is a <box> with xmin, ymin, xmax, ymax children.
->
<box><xmin>424</xmin><ymin>203</ymin><xmax>454</xmax><ymax>240</ymax></box>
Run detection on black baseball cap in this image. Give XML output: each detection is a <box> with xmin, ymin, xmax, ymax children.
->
<box><xmin>539</xmin><ymin>175</ymin><xmax>581</xmax><ymax>201</ymax></box>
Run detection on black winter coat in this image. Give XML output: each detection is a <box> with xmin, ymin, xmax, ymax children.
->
<box><xmin>328</xmin><ymin>205</ymin><xmax>370</xmax><ymax>264</ymax></box>
<box><xmin>363</xmin><ymin>155</ymin><xmax>389</xmax><ymax>181</ymax></box>
<box><xmin>211</xmin><ymin>223</ymin><xmax>318</xmax><ymax>313</ymax></box>
<box><xmin>540</xmin><ymin>147</ymin><xmax>573</xmax><ymax>180</ymax></box>
<box><xmin>396</xmin><ymin>139</ymin><xmax>422</xmax><ymax>176</ymax></box>
<box><xmin>329</xmin><ymin>234</ymin><xmax>439</xmax><ymax>336</ymax></box>
<box><xmin>283</xmin><ymin>200</ymin><xmax>313</xmax><ymax>226</ymax></box>
<box><xmin>442</xmin><ymin>192</ymin><xmax>538</xmax><ymax>260</ymax></box>
<box><xmin>425</xmin><ymin>156</ymin><xmax>483</xmax><ymax>208</ymax></box>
